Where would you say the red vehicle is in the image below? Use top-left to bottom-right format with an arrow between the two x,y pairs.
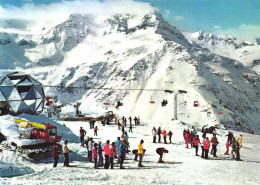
1,119 -> 62,160
30,124 -> 62,143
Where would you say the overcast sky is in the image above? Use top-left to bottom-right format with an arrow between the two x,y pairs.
0,0 -> 259,40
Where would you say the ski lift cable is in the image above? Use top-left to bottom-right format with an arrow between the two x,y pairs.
43,85 -> 172,92
43,85 -> 218,106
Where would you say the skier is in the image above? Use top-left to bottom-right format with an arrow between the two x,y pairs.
162,129 -> 167,144
231,137 -> 236,159
121,118 -> 125,132
94,126 -> 98,136
52,143 -> 60,167
226,131 -> 233,144
104,140 -> 110,169
132,149 -> 146,161
129,121 -> 133,133
129,116 -> 132,126
184,130 -> 189,148
152,127 -> 157,143
88,137 -> 94,162
239,135 -> 243,147
156,147 -> 168,163
201,135 -> 205,158
109,142 -> 117,169
79,127 -> 86,145
119,140 -> 127,169
235,138 -> 241,161
138,139 -> 144,167
157,127 -> 162,143
92,143 -> 98,169
97,141 -> 103,167
193,135 -> 201,156
168,130 -> 173,143
193,128 -> 197,136
63,140 -> 71,167
123,131 -> 129,152
134,116 -> 138,125
189,130 -> 195,147
210,133 -> 219,157
224,140 -> 230,155
203,137 -> 210,159
117,120 -> 121,130
115,117 -> 117,125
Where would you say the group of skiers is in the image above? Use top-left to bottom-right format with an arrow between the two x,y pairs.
114,116 -> 141,133
152,126 -> 173,144
52,116 -> 245,168
183,128 -> 243,160
225,131 -> 242,161
52,118 -> 146,169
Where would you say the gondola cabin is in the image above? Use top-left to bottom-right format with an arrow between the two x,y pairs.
194,101 -> 199,107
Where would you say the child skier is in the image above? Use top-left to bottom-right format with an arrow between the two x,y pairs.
224,140 -> 230,155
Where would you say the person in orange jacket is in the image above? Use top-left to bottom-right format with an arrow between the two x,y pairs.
162,129 -> 167,144
203,137 -> 210,159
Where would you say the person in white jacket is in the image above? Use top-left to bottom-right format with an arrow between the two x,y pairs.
201,136 -> 205,158
152,127 -> 157,143
63,140 -> 70,167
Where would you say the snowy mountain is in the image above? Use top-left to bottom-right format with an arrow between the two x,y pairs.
1,2 -> 260,184
0,4 -> 259,134
184,31 -> 260,74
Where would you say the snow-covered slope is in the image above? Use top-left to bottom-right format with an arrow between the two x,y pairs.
184,31 -> 260,74
0,3 -> 259,133
1,114 -> 260,184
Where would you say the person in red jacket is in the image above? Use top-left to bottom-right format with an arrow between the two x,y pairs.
193,135 -> 201,156
162,129 -> 167,144
203,137 -> 211,159
224,140 -> 230,155
92,143 -> 98,169
52,143 -> 60,167
94,126 -> 98,136
184,131 -> 189,148
104,140 -> 110,169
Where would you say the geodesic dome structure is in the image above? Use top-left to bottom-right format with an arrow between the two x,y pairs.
0,71 -> 45,115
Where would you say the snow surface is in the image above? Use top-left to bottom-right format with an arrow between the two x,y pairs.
0,1 -> 259,184
0,114 -> 260,184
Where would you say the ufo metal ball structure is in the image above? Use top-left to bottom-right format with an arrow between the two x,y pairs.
0,71 -> 45,115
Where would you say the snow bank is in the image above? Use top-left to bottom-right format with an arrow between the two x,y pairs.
0,161 -> 34,177
0,115 -> 20,139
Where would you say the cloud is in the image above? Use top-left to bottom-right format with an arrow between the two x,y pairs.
174,16 -> 184,21
215,24 -> 260,41
214,25 -> 220,29
163,10 -> 171,18
0,0 -> 154,31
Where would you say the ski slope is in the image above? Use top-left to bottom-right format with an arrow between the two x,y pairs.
0,114 -> 259,185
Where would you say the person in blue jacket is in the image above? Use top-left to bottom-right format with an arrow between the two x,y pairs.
115,137 -> 121,162
119,140 -> 127,169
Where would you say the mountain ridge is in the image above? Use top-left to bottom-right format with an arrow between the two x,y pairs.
0,9 -> 259,133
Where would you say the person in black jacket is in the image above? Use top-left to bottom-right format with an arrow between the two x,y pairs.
156,147 -> 168,163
